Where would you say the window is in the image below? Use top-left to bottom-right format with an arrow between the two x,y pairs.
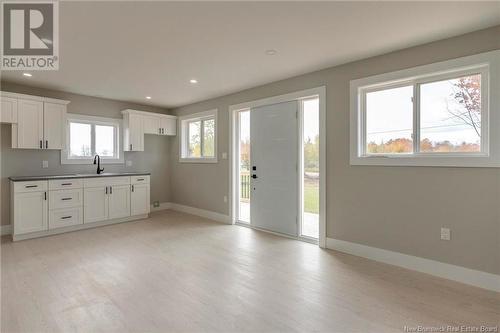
350,51 -> 499,167
180,109 -> 217,162
62,114 -> 123,164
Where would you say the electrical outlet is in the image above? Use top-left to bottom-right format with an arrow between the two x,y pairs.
441,228 -> 451,241
153,201 -> 160,208
223,195 -> 227,203
222,152 -> 228,159
126,160 -> 133,167
42,160 -> 49,168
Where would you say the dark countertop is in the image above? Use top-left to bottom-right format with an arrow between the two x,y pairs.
9,172 -> 151,182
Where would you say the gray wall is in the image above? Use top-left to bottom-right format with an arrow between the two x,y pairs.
0,83 -> 172,226
169,26 -> 500,275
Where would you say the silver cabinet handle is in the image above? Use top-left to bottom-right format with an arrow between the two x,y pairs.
61,183 -> 72,186
130,144 -> 132,150
44,192 -> 47,200
105,186 -> 108,194
61,197 -> 72,201
25,185 -> 38,188
137,178 -> 144,181
39,140 -> 42,149
61,216 -> 72,220
45,140 -> 48,149
132,185 -> 134,192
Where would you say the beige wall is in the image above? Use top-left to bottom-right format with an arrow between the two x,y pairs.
0,82 -> 172,226
169,26 -> 500,275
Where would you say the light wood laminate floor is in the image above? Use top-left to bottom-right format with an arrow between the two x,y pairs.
1,210 -> 499,332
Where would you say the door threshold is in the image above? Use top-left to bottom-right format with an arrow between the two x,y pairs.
234,221 -> 318,245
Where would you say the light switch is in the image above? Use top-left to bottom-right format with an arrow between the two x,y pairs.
42,160 -> 49,168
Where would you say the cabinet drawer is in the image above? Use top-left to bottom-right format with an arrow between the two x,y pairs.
49,207 -> 83,229
84,176 -> 130,188
13,181 -> 48,193
49,178 -> 83,190
49,189 -> 83,209
131,175 -> 150,184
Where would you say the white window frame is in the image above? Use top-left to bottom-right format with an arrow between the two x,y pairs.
61,113 -> 124,165
350,50 -> 500,167
179,109 -> 218,163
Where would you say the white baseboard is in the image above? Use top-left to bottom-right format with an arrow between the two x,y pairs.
1,224 -> 12,236
150,202 -> 172,212
167,203 -> 231,224
326,238 -> 500,293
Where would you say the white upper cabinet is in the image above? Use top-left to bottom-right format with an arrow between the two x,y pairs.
122,109 -> 177,151
143,114 -> 161,135
2,92 -> 69,150
43,102 -> 66,149
160,116 -> 176,135
0,96 -> 18,123
16,99 -> 44,149
123,112 -> 144,151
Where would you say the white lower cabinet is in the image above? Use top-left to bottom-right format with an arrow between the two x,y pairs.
84,186 -> 109,223
131,183 -> 150,216
11,175 -> 150,240
13,190 -> 48,235
49,207 -> 83,229
108,185 -> 131,219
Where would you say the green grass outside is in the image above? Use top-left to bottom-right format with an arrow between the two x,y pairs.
304,182 -> 319,214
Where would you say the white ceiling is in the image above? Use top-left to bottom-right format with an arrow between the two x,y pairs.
2,1 -> 499,108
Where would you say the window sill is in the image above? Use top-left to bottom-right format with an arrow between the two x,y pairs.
61,156 -> 124,165
179,157 -> 218,164
350,154 -> 500,168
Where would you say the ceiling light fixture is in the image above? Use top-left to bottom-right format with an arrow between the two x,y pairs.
146,96 -> 152,100
265,49 -> 277,56
23,73 -> 32,77
189,79 -> 198,84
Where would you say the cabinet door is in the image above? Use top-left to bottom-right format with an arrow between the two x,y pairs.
17,99 -> 44,149
131,183 -> 150,216
1,96 -> 18,123
14,191 -> 48,235
43,102 -> 66,149
108,185 -> 131,219
160,118 -> 176,136
143,115 -> 161,135
84,187 -> 108,223
125,114 -> 144,151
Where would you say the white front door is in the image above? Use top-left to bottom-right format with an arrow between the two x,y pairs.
250,101 -> 298,237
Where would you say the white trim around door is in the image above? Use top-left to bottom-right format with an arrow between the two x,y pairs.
228,86 -> 327,248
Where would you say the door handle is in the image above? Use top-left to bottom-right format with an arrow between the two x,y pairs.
44,192 -> 47,200
132,185 -> 134,192
252,174 -> 258,179
39,140 -> 42,149
105,186 -> 108,194
45,140 -> 48,149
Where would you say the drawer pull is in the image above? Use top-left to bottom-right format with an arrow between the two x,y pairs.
61,183 -> 72,186
25,185 -> 38,188
61,197 -> 72,201
61,216 -> 72,220
137,178 -> 144,181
